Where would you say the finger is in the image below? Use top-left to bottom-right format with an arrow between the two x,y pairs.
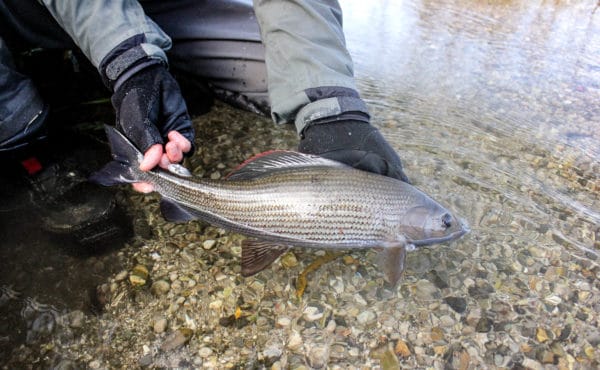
167,130 -> 192,153
140,144 -> 164,171
165,141 -> 184,163
158,153 -> 171,169
132,182 -> 154,193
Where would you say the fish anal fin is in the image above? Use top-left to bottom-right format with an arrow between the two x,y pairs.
241,240 -> 289,277
159,199 -> 202,223
376,241 -> 408,287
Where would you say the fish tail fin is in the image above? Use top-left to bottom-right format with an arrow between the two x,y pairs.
89,125 -> 143,186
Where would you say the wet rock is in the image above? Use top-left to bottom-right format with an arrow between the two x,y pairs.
307,344 -> 330,369
280,252 -> 298,268
431,326 -> 445,341
130,265 -> 149,286
160,328 -> 193,351
557,324 -> 572,341
153,317 -> 167,333
150,280 -> 170,296
262,341 -> 283,366
357,310 -> 376,325
536,348 -> 557,364
395,339 -> 411,357
287,331 -> 303,351
370,343 -> 400,370
536,327 -> 550,343
202,239 -> 216,250
276,317 -> 291,328
303,306 -> 324,322
114,270 -> 128,282
444,296 -> 467,313
468,281 -> 494,299
475,317 -> 493,333
68,310 -> 85,328
427,270 -> 449,289
414,279 -> 441,301
198,347 -> 213,358
138,354 -> 153,367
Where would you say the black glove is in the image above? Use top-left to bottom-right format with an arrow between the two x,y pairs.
100,37 -> 194,154
298,120 -> 410,183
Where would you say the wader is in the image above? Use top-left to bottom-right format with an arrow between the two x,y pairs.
0,0 -> 368,150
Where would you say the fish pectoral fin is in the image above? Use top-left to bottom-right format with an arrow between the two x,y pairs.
159,199 -> 202,223
241,240 -> 289,277
376,242 -> 407,287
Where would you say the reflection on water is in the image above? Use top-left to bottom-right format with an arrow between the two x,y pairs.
343,0 -> 599,261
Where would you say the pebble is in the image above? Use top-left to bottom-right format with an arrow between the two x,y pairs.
153,317 -> 167,333
303,306 -> 323,322
536,327 -> 550,343
130,265 -> 149,286
160,328 -> 193,351
414,279 -> 441,301
89,360 -> 100,369
202,240 -> 216,250
276,317 -> 291,327
468,282 -> 494,299
198,347 -> 213,358
280,252 -> 298,268
475,317 -> 493,333
439,315 -> 455,327
150,280 -> 171,296
287,332 -> 303,351
138,354 -> 153,367
209,300 -> 223,310
395,340 -> 411,357
357,310 -> 376,325
444,296 -> 467,313
115,270 -> 128,282
307,344 -> 330,369
68,310 -> 85,328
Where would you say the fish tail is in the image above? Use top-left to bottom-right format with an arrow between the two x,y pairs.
89,125 -> 143,186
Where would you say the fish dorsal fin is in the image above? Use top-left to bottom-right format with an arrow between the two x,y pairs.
226,150 -> 346,180
241,239 -> 289,276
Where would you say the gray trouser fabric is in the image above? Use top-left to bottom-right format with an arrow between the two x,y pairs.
253,0 -> 367,129
0,0 -> 368,149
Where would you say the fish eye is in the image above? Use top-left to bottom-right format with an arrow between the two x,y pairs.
441,213 -> 452,228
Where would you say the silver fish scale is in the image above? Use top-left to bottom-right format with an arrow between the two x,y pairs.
143,166 -> 431,249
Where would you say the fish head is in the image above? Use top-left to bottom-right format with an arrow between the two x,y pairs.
398,201 -> 468,246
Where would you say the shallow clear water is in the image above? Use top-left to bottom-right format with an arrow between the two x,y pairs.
343,0 -> 599,263
1,0 -> 599,367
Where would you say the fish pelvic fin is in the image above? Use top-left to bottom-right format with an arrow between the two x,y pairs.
376,241 -> 409,287
89,125 -> 143,186
241,239 -> 289,277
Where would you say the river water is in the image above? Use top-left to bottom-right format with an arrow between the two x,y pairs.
344,0 -> 599,264
1,0 -> 599,368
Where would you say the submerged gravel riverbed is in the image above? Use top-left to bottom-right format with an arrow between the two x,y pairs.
2,103 -> 599,369
2,0 -> 600,368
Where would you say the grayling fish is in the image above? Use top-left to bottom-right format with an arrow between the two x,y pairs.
91,125 -> 468,284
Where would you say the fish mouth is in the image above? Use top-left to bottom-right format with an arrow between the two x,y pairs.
410,218 -> 470,247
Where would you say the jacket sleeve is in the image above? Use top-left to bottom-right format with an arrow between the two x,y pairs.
40,0 -> 171,68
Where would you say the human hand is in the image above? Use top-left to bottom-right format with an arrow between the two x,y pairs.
110,64 -> 195,192
132,130 -> 192,193
298,120 -> 409,182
